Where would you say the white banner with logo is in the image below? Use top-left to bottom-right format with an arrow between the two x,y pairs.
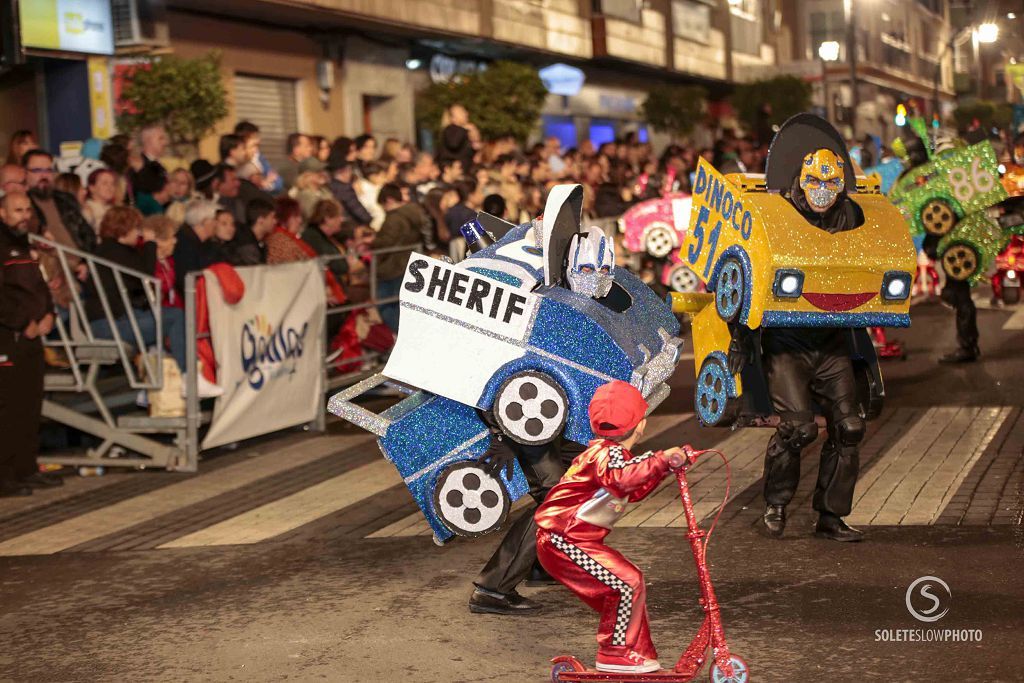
202,261 -> 325,449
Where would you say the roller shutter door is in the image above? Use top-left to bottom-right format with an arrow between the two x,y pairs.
233,74 -> 298,171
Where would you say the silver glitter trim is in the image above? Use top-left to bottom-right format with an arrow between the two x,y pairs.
526,345 -> 618,383
404,429 -> 491,485
326,373 -> 393,436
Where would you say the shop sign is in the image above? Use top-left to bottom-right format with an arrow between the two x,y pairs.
20,0 -> 114,55
539,63 -> 586,96
429,54 -> 487,84
598,93 -> 637,114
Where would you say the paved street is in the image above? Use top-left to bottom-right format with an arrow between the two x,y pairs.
2,294 -> 1023,682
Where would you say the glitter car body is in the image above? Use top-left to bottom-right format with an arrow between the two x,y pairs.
328,185 -> 683,541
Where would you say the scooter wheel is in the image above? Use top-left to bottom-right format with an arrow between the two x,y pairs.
550,658 -> 585,682
710,654 -> 749,683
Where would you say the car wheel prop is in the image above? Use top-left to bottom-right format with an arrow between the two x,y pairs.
645,225 -> 675,259
920,199 -> 957,236
433,461 -> 510,537
715,258 -> 744,322
696,357 -> 734,426
942,243 -> 980,281
669,265 -> 700,293
494,372 -> 568,445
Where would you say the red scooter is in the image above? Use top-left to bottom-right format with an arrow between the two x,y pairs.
550,447 -> 749,683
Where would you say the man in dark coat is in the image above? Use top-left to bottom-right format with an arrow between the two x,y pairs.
0,190 -> 62,496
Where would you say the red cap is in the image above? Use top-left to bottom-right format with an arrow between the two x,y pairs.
588,380 -> 648,437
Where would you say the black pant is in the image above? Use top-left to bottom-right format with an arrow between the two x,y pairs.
762,334 -> 864,517
474,439 -> 581,594
0,330 -> 44,484
942,278 -> 978,352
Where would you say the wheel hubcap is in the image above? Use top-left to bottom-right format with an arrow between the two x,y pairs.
943,246 -> 976,280
717,262 -> 742,318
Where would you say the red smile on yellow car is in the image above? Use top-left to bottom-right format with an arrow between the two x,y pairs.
802,292 -> 876,312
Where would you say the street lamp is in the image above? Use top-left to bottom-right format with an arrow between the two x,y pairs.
976,22 -> 999,44
818,41 -> 841,123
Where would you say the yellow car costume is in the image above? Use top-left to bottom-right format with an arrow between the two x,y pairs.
673,116 -> 916,428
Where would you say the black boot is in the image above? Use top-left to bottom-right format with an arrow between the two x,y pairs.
761,504 -> 786,538
469,587 -> 542,615
939,346 -> 979,363
814,513 -> 863,542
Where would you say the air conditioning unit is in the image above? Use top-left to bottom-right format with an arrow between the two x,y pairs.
112,0 -> 169,48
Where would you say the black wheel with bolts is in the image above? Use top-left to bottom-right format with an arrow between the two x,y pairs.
920,199 -> 957,236
433,461 -> 510,537
494,371 -> 568,445
941,242 -> 980,281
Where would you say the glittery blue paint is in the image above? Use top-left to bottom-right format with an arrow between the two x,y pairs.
529,298 -> 636,376
466,267 -> 523,287
333,218 -> 684,541
379,393 -> 529,542
695,351 -> 736,426
760,311 -> 910,328
705,244 -> 754,324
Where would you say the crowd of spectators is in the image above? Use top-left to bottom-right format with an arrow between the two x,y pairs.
0,106 -> 776,381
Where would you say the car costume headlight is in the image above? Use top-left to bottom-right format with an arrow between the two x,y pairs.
881,271 -> 912,301
772,269 -> 805,298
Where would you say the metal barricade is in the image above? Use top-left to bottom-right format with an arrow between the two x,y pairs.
35,237 -> 421,473
30,234 -> 193,471
318,242 -> 421,391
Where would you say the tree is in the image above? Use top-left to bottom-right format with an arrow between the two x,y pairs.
952,100 -> 1013,133
730,75 -> 812,135
416,61 -> 548,144
640,85 -> 707,140
117,52 -> 228,157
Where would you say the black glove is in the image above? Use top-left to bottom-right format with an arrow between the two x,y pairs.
476,433 -> 517,480
727,330 -> 750,376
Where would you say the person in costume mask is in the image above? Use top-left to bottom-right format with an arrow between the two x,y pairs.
757,145 -> 866,543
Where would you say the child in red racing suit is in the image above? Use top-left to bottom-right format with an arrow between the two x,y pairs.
535,380 -> 686,674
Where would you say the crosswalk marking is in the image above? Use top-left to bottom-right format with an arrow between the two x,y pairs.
618,428 -> 772,528
847,407 -> 1009,526
1003,306 -> 1024,330
159,459 -> 401,548
0,436 -> 367,557
0,405 -> 1015,556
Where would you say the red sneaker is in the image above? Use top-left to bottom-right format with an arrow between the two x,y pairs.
595,650 -> 661,673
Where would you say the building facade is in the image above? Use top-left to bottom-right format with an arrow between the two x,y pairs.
2,0 -> 789,158
776,0 -> 955,143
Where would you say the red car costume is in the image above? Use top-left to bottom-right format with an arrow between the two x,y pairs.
535,381 -> 679,672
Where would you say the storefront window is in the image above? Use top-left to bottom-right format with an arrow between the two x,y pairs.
543,115 -> 577,151
589,118 -> 617,148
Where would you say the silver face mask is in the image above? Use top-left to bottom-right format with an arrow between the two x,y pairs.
806,186 -> 838,211
567,226 -> 615,299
